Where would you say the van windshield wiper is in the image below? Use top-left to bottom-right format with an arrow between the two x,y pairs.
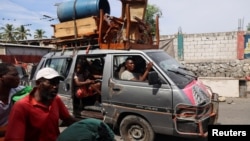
167,69 -> 197,80
178,66 -> 190,71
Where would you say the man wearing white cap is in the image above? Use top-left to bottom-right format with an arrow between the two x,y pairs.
5,67 -> 78,141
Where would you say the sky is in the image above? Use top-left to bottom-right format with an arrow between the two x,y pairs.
0,0 -> 249,39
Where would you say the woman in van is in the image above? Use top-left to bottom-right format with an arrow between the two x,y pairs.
74,59 -> 102,106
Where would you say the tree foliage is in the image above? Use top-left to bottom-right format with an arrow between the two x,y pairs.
34,29 -> 47,39
0,24 -> 18,42
145,4 -> 162,34
16,25 -> 31,40
0,24 -> 47,42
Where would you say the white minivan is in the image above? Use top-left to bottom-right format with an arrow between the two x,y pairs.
30,48 -> 219,141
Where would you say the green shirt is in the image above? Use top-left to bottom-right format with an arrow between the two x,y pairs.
57,118 -> 115,141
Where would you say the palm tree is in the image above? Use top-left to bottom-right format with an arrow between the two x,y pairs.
34,29 -> 47,39
16,25 -> 31,40
0,24 -> 18,42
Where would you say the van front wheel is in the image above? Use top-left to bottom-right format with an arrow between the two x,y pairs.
119,115 -> 155,141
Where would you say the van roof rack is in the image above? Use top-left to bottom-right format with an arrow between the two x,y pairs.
51,0 -> 159,51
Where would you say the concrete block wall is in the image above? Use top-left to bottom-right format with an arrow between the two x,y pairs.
160,31 -> 248,97
160,31 -> 238,61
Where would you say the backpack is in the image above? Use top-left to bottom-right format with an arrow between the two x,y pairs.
11,86 -> 32,103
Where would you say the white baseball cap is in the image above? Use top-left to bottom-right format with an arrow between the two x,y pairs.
36,67 -> 64,81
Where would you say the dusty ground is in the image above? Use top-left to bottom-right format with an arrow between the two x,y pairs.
217,96 -> 250,125
60,96 -> 250,141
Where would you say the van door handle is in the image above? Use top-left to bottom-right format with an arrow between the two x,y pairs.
112,87 -> 121,91
109,79 -> 121,91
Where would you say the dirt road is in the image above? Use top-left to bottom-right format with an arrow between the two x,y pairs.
60,97 -> 250,141
114,97 -> 250,141
217,97 -> 250,125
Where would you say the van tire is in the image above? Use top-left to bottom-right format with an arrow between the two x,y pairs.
119,115 -> 155,141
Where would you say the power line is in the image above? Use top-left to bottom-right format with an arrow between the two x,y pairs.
1,15 -> 58,22
40,15 -> 58,22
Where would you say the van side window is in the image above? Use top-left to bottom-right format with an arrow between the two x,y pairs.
72,56 -> 105,108
44,58 -> 72,78
113,56 -> 126,79
113,55 -> 153,82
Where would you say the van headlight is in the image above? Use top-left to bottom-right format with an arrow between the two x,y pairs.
192,86 -> 210,105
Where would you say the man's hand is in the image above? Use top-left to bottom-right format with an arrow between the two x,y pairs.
146,62 -> 153,71
86,79 -> 95,84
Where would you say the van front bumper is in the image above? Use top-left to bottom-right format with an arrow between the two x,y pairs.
173,102 -> 218,137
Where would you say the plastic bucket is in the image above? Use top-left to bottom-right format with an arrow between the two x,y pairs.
57,0 -> 110,22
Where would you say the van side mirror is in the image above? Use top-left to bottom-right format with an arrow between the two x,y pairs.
148,71 -> 160,85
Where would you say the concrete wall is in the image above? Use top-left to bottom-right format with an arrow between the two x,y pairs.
0,43 -> 54,56
183,32 -> 237,61
199,77 -> 240,98
160,31 -> 239,61
160,31 -> 250,97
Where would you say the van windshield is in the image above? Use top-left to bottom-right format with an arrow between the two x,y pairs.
147,51 -> 196,89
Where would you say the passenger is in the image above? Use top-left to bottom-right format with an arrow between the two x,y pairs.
89,59 -> 103,76
57,118 -> 116,141
4,67 -> 78,141
121,58 -> 153,81
74,60 -> 102,104
0,63 -> 25,141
